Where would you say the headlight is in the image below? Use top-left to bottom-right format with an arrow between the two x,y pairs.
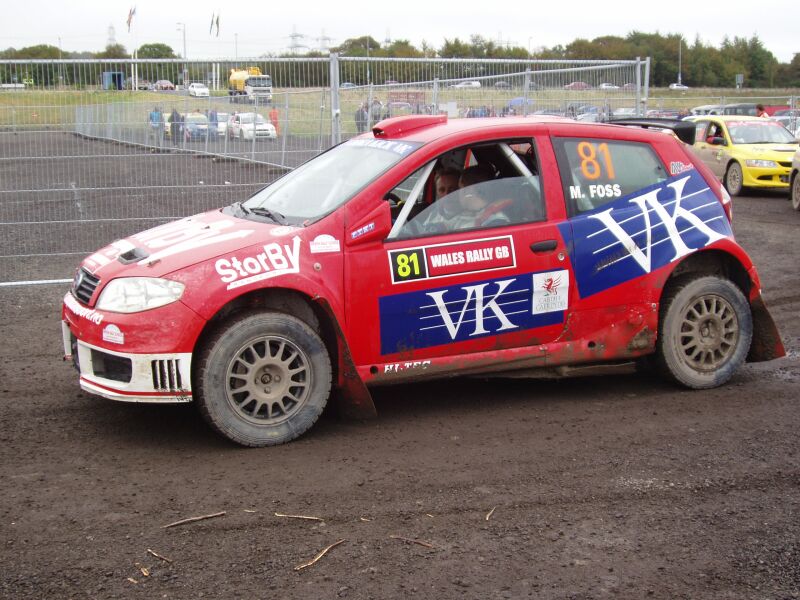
745,159 -> 778,168
96,277 -> 185,313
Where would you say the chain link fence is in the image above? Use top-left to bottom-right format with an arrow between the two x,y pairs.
1,56 -> 648,284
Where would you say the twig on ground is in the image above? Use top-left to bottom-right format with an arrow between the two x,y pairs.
389,535 -> 437,549
162,511 -> 226,529
146,548 -> 173,563
294,539 -> 346,571
126,577 -> 138,584
359,517 -> 373,522
485,506 -> 497,521
275,512 -> 324,522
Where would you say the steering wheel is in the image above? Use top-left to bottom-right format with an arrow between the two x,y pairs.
384,192 -> 403,207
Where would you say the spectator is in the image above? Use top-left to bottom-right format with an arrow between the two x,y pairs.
148,106 -> 163,146
169,108 -> 181,146
756,104 -> 769,118
269,107 -> 280,135
355,103 -> 368,133
208,108 -> 218,139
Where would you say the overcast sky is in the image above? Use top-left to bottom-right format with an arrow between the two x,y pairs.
2,0 -> 797,63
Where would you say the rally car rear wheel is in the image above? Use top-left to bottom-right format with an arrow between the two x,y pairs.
195,311 -> 332,447
657,276 -> 752,389
724,162 -> 744,196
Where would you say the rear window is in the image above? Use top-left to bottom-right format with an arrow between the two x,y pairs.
552,137 -> 668,214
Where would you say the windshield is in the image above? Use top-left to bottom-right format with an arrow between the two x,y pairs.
239,113 -> 265,124
247,76 -> 272,87
727,121 -> 797,144
186,114 -> 208,124
241,138 -> 421,223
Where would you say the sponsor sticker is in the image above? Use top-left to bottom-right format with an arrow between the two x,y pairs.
270,225 -> 299,237
309,234 -> 341,254
669,161 -> 694,175
383,360 -> 432,374
389,236 -> 515,284
351,222 -> 375,240
215,236 -> 301,291
64,293 -> 103,325
378,268 -> 566,355
558,170 -> 732,299
532,270 -> 570,314
102,324 -> 125,345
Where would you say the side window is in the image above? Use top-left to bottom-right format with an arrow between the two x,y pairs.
552,137 -> 668,214
389,140 -> 546,239
694,121 -> 710,143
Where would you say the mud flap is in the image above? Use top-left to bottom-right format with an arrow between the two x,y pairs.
747,294 -> 786,362
315,299 -> 377,420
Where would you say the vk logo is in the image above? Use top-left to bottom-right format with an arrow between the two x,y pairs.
562,170 -> 732,299
379,272 -> 565,355
425,279 -> 519,339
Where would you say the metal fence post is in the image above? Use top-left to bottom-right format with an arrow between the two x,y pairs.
523,68 -> 531,116
281,91 -> 289,168
432,77 -> 439,113
329,53 -> 341,146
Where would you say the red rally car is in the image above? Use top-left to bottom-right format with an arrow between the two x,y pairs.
61,114 -> 785,446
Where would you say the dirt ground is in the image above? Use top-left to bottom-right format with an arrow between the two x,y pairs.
1,189 -> 799,600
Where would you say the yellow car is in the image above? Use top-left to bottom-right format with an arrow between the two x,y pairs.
688,115 -> 798,196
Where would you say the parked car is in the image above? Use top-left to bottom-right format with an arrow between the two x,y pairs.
61,113 -> 784,447
340,82 -> 357,89
450,80 -> 482,89
691,104 -> 722,116
790,148 -> 800,210
187,83 -> 210,97
687,115 -> 799,195
494,81 -> 511,89
227,112 -> 277,141
564,81 -> 591,91
668,83 -> 689,90
214,111 -> 230,137
598,83 -> 619,90
183,112 -> 209,141
153,80 -> 175,91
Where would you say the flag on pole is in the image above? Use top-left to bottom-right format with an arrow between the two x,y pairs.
215,15 -> 220,37
209,14 -> 215,35
126,6 -> 136,33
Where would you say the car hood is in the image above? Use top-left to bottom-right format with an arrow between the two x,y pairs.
732,143 -> 798,159
79,209 -> 303,281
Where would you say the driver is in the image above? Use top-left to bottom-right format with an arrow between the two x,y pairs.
418,164 -> 509,232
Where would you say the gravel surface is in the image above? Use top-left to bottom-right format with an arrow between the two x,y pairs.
1,186 -> 798,599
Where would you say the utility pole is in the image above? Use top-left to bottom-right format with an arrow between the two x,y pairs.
677,37 -> 683,85
177,22 -> 187,85
235,33 -> 238,61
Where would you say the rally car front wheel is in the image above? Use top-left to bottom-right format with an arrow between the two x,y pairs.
195,311 -> 332,446
724,162 -> 744,196
656,276 -> 752,389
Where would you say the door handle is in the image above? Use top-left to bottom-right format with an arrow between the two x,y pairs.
530,240 -> 557,253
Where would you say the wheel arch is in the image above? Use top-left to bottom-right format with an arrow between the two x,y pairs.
192,287 -> 376,419
661,248 -> 784,362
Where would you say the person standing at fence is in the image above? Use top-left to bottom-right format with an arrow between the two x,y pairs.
756,104 -> 769,118
269,107 -> 280,136
170,108 -> 181,146
208,108 -> 218,139
149,106 -> 163,147
355,103 -> 368,133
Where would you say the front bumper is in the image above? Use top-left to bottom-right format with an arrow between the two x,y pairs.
62,321 -> 193,403
743,164 -> 792,188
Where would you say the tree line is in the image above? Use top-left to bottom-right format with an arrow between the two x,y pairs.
2,32 -> 798,88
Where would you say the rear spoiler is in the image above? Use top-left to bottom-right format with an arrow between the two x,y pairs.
607,118 -> 696,146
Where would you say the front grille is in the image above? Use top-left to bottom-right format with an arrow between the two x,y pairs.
151,359 -> 183,391
91,349 -> 132,383
73,268 -> 100,304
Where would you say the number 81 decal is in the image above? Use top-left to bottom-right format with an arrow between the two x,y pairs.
389,248 -> 428,282
577,141 -> 616,180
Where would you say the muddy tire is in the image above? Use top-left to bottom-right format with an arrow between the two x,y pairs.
195,311 -> 331,447
791,172 -> 800,211
656,276 -> 752,389
724,162 -> 744,196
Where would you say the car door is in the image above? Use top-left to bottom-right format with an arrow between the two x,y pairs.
693,118 -> 728,179
344,137 -> 574,381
